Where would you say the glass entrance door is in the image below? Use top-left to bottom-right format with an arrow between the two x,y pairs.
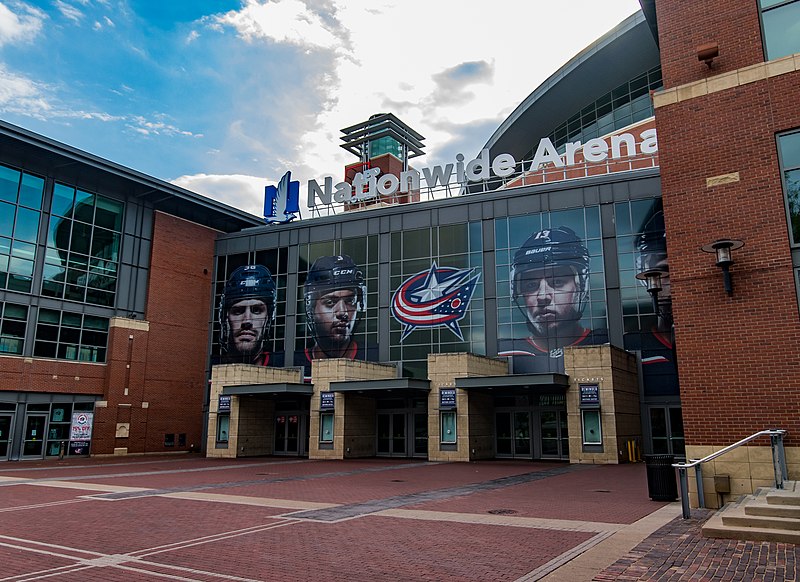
413,413 -> 428,456
376,398 -> 428,458
495,411 -> 532,458
0,415 -> 12,460
22,414 -> 47,458
539,409 -> 569,459
649,406 -> 685,459
377,412 -> 406,456
496,398 -> 569,460
274,413 -> 308,456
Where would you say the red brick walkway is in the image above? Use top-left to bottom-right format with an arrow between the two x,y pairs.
5,455 -> 790,581
595,509 -> 799,581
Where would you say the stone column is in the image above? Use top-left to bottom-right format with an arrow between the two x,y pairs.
308,359 -> 397,460
427,353 -> 508,462
563,344 -> 640,464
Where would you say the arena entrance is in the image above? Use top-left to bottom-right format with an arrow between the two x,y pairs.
454,374 -> 571,462
494,394 -> 569,460
273,398 -> 310,456
327,377 -> 431,460
376,397 -> 427,458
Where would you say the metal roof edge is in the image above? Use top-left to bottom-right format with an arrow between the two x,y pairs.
0,119 -> 263,230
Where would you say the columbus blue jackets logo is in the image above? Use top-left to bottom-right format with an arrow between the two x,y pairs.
391,263 -> 480,342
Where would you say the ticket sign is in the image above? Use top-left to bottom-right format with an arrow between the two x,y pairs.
218,395 -> 232,413
580,384 -> 600,407
320,392 -> 335,410
440,388 -> 457,409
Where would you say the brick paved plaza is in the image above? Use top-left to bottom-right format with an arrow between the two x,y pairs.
0,456 -> 797,581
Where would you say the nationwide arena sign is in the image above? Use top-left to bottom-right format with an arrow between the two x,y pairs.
307,128 -> 657,209
264,126 -> 659,219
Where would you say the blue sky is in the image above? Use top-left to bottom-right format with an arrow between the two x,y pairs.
0,0 -> 641,215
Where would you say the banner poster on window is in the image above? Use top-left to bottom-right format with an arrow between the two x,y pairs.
70,412 -> 93,442
294,253 -> 375,380
391,262 -> 480,343
496,210 -> 607,374
215,262 -> 284,368
616,197 -> 679,397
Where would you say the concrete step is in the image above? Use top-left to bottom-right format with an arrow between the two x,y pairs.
703,520 -> 800,544
702,484 -> 800,543
766,481 -> 800,506
746,503 -> 800,518
723,512 -> 800,531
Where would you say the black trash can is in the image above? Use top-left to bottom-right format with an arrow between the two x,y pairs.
644,454 -> 678,501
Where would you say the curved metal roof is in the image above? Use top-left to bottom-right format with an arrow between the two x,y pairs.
482,10 -> 660,161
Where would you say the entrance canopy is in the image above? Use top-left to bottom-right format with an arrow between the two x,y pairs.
455,373 -> 569,395
329,378 -> 430,396
222,383 -> 313,397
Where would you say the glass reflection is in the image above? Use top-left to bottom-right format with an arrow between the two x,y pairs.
43,185 -> 123,306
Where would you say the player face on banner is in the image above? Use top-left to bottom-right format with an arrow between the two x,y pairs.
303,255 -> 366,361
218,264 -> 276,366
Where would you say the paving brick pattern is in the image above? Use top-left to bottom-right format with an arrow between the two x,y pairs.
3,455 -> 796,581
595,509 -> 800,581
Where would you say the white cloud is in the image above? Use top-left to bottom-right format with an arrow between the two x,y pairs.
172,173 -> 266,216
127,115 -> 202,138
0,1 -> 45,46
212,0 -> 341,50
0,65 -> 52,118
211,0 -> 641,188
54,0 -> 83,23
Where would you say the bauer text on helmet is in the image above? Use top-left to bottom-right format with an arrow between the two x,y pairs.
511,227 -> 590,337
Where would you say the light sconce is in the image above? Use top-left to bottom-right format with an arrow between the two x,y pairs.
701,239 -> 744,295
635,268 -> 665,315
697,43 -> 719,68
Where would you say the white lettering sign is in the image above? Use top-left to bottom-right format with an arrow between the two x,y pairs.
307,129 -> 658,209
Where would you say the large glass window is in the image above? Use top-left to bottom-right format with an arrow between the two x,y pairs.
616,198 -> 679,398
495,207 -> 605,374
760,0 -> 800,60
0,164 -> 45,293
779,130 -> 800,246
33,308 -> 109,362
390,224 -> 484,378
616,199 -> 666,334
295,236 -> 379,377
0,302 -> 28,355
537,66 -> 662,158
369,136 -> 403,159
42,184 -> 123,306
212,247 -> 289,367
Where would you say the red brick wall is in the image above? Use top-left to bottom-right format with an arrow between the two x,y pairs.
141,212 -> 218,453
90,323 -> 151,453
655,51 -> 800,443
656,1 -> 764,88
0,209 -> 219,456
0,356 -> 105,394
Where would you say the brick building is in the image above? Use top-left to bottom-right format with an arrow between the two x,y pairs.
644,0 -> 800,500
3,0 -> 800,513
0,122 -> 261,460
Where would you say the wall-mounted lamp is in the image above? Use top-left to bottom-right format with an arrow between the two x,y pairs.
700,239 -> 744,295
697,43 -> 719,68
635,268 -> 665,314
